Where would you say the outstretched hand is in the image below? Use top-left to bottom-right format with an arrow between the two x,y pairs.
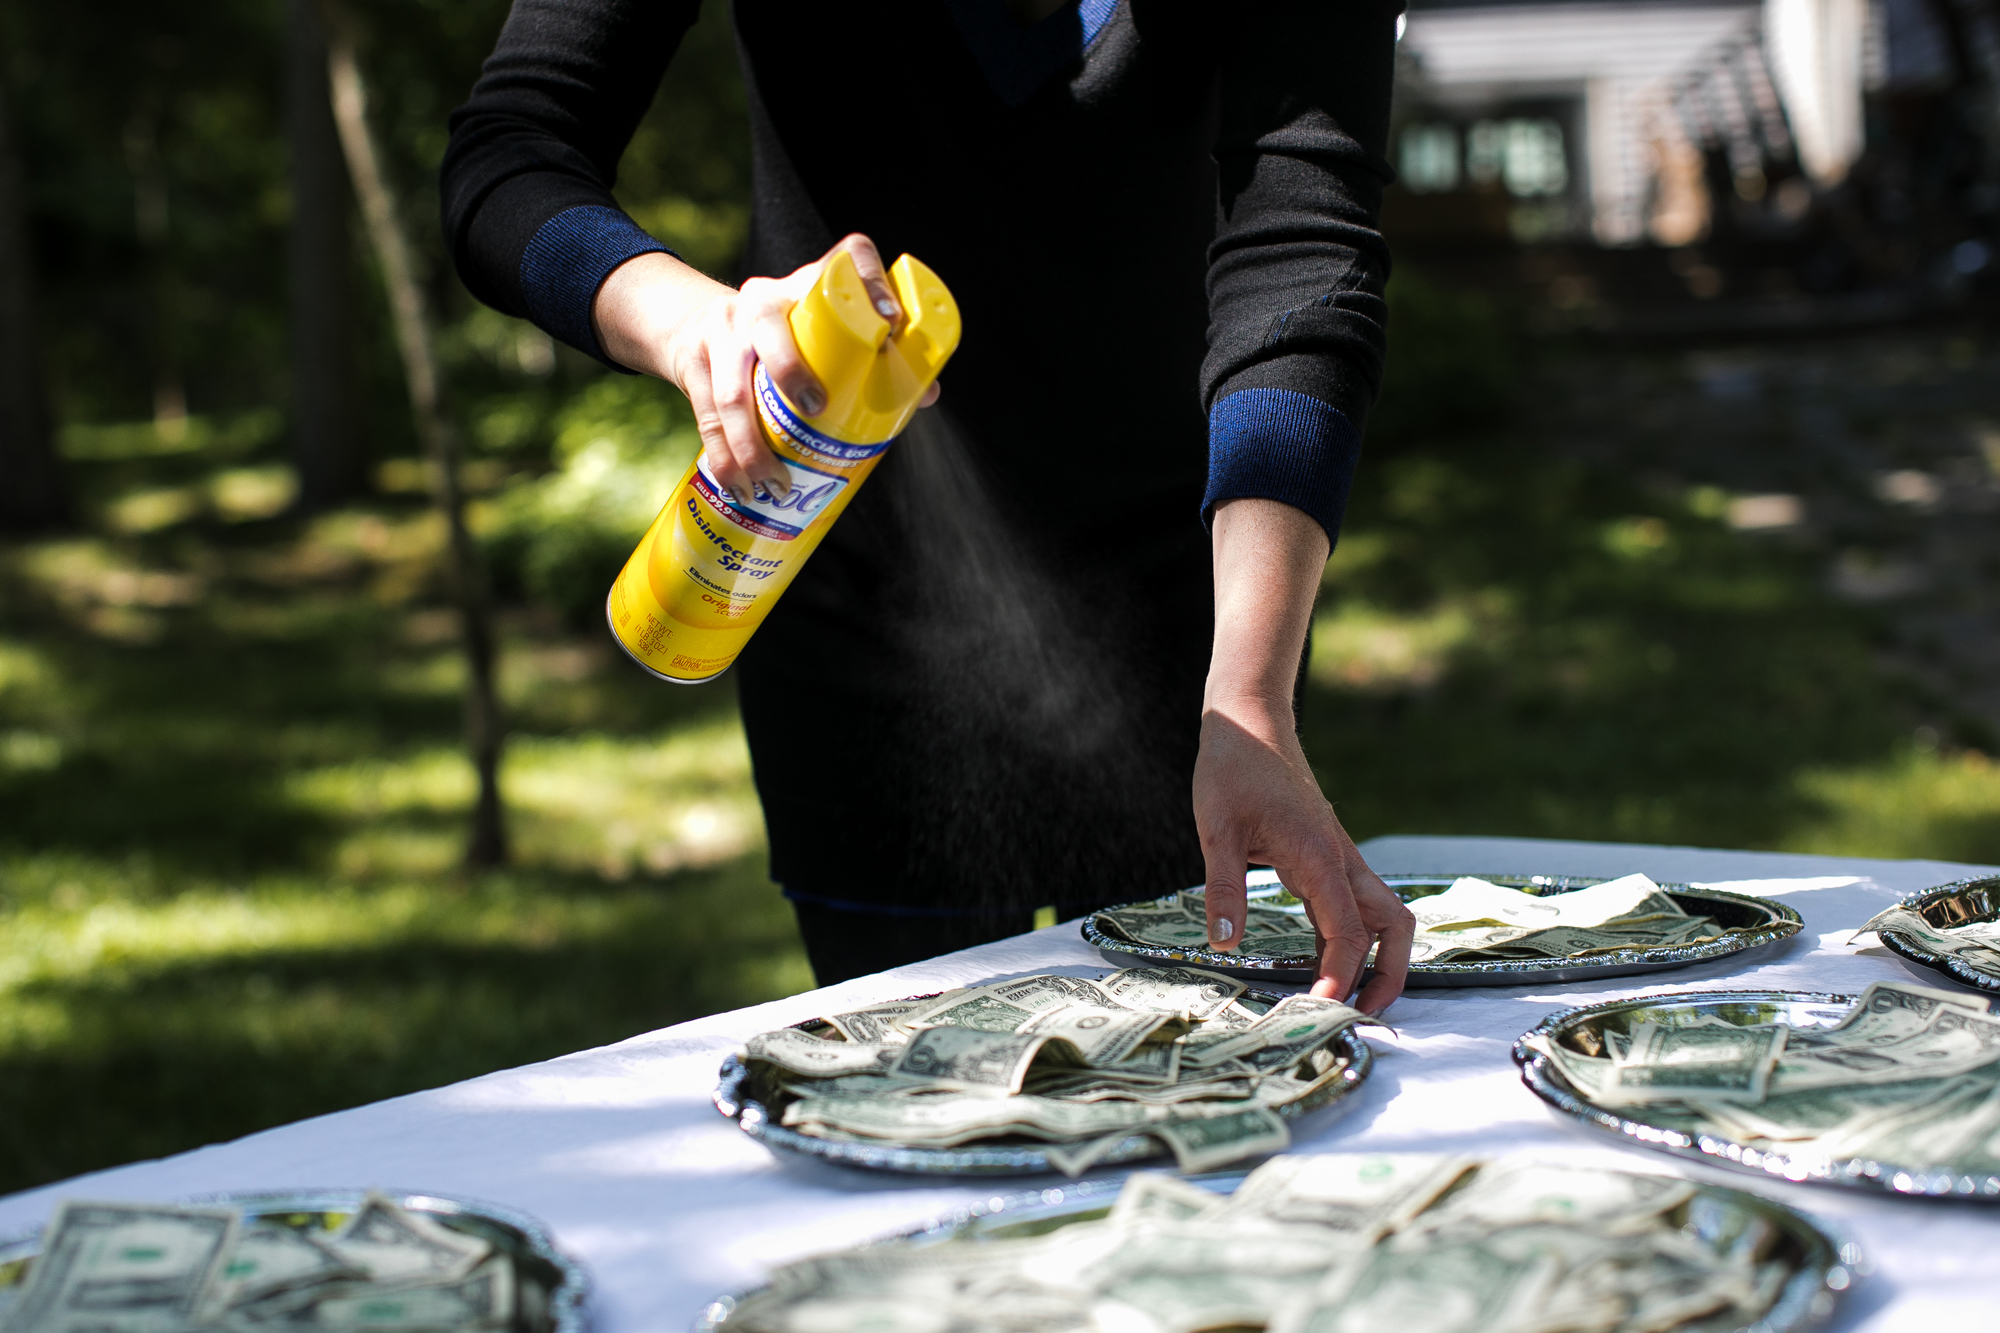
1196,498 -> 1413,1015
1194,704 -> 1413,1012
592,233 -> 939,504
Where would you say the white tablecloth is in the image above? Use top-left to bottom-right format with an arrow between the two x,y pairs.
6,836 -> 1999,1330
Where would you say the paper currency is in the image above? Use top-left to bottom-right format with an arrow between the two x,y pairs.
1858,904 -> 2000,974
296,1254 -> 514,1331
1183,996 -> 1369,1072
1097,874 -> 1731,970
1096,966 -> 1246,1019
747,969 -> 1364,1173
822,1000 -> 925,1044
1601,1021 -> 1787,1106
1216,1152 -> 1475,1241
727,1154 -> 1792,1333
205,1223 -> 360,1312
4,1201 -> 240,1333
908,975 -> 1121,1033
744,1029 -> 898,1077
5,1195 -> 516,1333
1536,980 -> 2000,1177
324,1193 -> 491,1284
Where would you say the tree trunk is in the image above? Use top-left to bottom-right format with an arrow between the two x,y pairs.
0,63 -> 66,532
323,1 -> 507,868
286,0 -> 367,511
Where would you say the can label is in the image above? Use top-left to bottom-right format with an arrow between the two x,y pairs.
755,366 -> 891,464
608,365 -> 892,681
690,452 -> 849,540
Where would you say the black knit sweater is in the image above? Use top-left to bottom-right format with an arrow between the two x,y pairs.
442,0 -> 1399,916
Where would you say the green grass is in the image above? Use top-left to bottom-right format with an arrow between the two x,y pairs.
1302,423 -> 2000,863
0,434 -> 806,1193
3,347 -> 1998,1196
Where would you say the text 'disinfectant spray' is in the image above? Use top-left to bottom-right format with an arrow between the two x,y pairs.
606,251 -> 961,682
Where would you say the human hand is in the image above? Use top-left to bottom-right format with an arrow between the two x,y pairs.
1194,701 -> 1414,1013
592,233 -> 939,505
1197,497 -> 1414,1014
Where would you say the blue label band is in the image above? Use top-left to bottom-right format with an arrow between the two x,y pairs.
755,366 -> 892,464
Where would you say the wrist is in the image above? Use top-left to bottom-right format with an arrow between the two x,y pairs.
1200,686 -> 1298,749
593,252 -> 728,382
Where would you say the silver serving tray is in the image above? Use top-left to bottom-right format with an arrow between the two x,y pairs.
1515,988 -> 2000,1200
694,1163 -> 1856,1333
1085,872 -> 1803,986
1872,875 -> 2000,993
714,988 -> 1372,1176
0,1188 -> 590,1333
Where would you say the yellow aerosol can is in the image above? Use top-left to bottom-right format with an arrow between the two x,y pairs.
606,251 -> 961,683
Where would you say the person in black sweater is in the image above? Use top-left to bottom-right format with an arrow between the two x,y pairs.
443,0 -> 1416,1007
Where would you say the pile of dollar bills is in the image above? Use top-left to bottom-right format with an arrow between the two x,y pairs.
0,1194 -> 523,1333
1094,874 -> 1735,967
1527,979 -> 2000,1172
737,968 -> 1372,1175
719,1153 -> 1801,1333
1858,901 -> 2000,979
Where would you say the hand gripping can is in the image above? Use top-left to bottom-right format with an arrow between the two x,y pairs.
606,251 -> 961,683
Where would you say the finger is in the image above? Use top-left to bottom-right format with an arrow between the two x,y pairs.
919,381 -> 942,408
743,277 -> 826,423
1198,832 -> 1250,954
682,357 -> 747,502
1351,855 -> 1415,1016
832,233 -> 900,325
1291,855 -> 1368,1001
708,316 -> 790,499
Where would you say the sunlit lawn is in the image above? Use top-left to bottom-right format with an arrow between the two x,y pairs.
0,440 -> 807,1193
4,339 -> 1999,1196
1304,406 -> 2000,864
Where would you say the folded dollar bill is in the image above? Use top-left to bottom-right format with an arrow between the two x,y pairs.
1858,904 -> 2000,976
1531,980 -> 2000,1176
1,1194 -> 513,1333
722,1153 -> 1796,1333
1095,874 -> 1731,969
740,968 -> 1373,1174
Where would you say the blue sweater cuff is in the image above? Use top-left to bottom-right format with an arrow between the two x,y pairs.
519,205 -> 674,369
1202,388 -> 1362,544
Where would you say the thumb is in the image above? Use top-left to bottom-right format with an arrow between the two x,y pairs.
1200,830 -> 1250,953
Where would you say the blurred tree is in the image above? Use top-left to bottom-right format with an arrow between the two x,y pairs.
287,0 -> 366,510
328,0 -> 507,868
0,62 -> 64,531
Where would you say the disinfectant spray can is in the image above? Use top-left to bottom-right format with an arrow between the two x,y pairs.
606,251 -> 961,683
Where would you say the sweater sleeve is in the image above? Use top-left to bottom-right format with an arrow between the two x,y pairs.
440,0 -> 703,366
1200,0 -> 1401,543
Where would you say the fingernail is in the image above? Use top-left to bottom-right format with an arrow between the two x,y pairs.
1213,918 -> 1234,942
762,473 -> 792,499
798,389 -> 825,415
874,297 -> 898,319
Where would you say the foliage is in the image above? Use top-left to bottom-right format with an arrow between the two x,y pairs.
1367,266 -> 1518,446
1304,424 -> 2000,863
0,427 -> 790,1194
480,376 -> 701,625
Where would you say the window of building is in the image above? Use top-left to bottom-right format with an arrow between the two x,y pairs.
1399,123 -> 1462,193
1466,118 -> 1571,197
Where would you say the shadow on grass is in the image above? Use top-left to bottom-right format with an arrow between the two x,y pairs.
0,491 -> 790,1193
1301,432 -> 1962,854
0,858 -> 807,1193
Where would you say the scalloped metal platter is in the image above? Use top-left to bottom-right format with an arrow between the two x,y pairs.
714,988 -> 1373,1176
1872,875 -> 2000,994
0,1189 -> 590,1333
1084,871 -> 1803,987
1515,988 -> 2000,1201
693,1164 -> 1856,1333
